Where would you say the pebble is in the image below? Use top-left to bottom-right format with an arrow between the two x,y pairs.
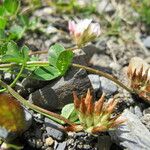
55,141 -> 67,150
143,107 -> 150,115
45,137 -> 54,146
142,36 -> 150,48
99,76 -> 118,96
141,114 -> 150,131
134,105 -> 143,118
45,118 -> 67,141
88,74 -> 101,92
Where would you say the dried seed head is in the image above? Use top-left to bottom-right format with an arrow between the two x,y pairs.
65,90 -> 125,134
127,57 -> 150,102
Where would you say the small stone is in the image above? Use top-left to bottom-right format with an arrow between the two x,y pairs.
109,62 -> 121,71
77,143 -> 83,149
83,144 -> 91,149
56,141 -> 67,150
36,139 -> 43,149
142,36 -> 150,48
134,105 -> 143,118
141,114 -> 150,131
45,126 -> 66,142
129,106 -> 135,114
99,77 -> 118,96
143,107 -> 150,115
3,72 -> 12,82
45,137 -> 54,146
96,0 -> 115,14
88,74 -> 100,92
45,118 -> 67,141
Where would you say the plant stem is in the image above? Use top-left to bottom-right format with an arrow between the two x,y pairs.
0,80 -> 75,126
0,61 -> 133,93
29,46 -> 79,56
0,63 -> 25,92
72,63 -> 133,93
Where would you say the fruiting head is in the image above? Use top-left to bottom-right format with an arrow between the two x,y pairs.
127,57 -> 150,102
65,89 -> 126,134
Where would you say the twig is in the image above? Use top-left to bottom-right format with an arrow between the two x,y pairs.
0,80 -> 75,126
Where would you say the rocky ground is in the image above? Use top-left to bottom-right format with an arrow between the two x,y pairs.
1,0 -> 150,150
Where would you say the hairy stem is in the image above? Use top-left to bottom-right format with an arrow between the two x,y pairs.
72,63 -> 133,93
29,46 -> 78,55
0,61 -> 133,93
0,80 -> 74,126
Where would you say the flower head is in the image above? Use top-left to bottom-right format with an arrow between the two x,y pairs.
65,89 -> 126,134
68,19 -> 101,48
127,57 -> 150,102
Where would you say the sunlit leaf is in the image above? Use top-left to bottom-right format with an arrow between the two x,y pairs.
0,17 -> 7,29
4,0 -> 20,15
49,44 -> 74,75
0,93 -> 25,132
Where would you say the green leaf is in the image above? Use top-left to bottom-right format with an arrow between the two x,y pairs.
0,42 -> 7,55
21,45 -> 29,63
49,44 -> 74,75
9,25 -> 25,40
0,93 -> 25,132
61,103 -> 75,119
31,44 -> 73,81
0,17 -> 7,29
32,66 -> 61,80
57,50 -> 74,75
0,6 -> 6,16
4,0 -> 20,15
18,14 -> 30,27
2,41 -> 23,63
0,29 -> 6,40
61,103 -> 78,122
49,44 -> 65,66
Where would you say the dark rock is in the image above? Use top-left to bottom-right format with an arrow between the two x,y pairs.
83,44 -> 101,61
109,109 -> 150,150
97,135 -> 112,150
73,49 -> 88,66
45,118 -> 67,141
44,118 -> 63,129
21,77 -> 48,93
24,109 -> 33,131
74,132 -> 87,138
55,141 -> 67,150
99,76 -> 118,96
29,69 -> 93,110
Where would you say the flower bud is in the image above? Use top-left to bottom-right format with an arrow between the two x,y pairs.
68,19 -> 101,48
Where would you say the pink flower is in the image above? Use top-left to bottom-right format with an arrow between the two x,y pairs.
68,19 -> 101,47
